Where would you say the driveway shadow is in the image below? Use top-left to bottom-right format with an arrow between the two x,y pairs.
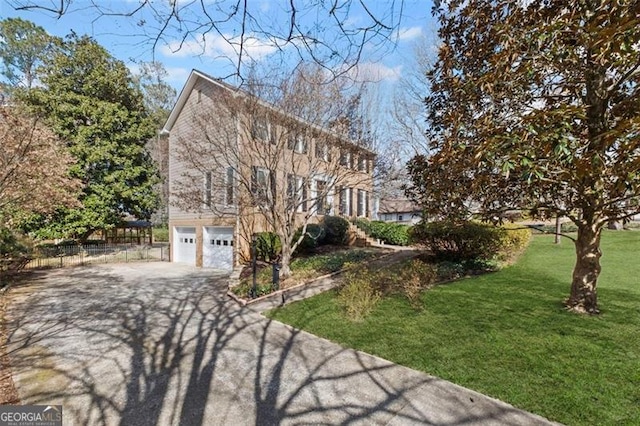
4,264 -> 553,425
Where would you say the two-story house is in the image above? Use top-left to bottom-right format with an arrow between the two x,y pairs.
162,70 -> 375,270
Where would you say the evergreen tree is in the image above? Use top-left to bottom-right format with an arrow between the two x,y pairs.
18,35 -> 159,241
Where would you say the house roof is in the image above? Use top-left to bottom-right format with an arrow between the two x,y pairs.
161,69 -> 375,156
378,199 -> 421,214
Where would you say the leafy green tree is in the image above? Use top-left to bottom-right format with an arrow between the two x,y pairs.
133,61 -> 176,128
406,0 -> 640,314
133,61 -> 177,225
0,17 -> 59,89
17,35 -> 159,241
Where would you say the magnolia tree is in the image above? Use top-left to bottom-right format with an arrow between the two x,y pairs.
0,105 -> 79,227
172,67 -> 374,278
406,0 -> 640,314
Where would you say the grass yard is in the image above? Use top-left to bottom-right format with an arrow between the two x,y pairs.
267,231 -> 640,425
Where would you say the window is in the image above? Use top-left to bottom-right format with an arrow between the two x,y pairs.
287,133 -> 308,153
287,174 -> 307,212
251,117 -> 271,142
398,214 -> 404,222
339,150 -> 351,168
315,179 -> 329,215
357,155 -> 367,172
315,141 -> 331,162
357,189 -> 366,217
225,167 -> 234,205
203,171 -> 212,207
339,186 -> 351,216
251,166 -> 275,203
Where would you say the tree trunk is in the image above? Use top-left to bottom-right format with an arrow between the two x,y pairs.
566,224 -> 602,314
280,242 -> 292,279
554,215 -> 562,244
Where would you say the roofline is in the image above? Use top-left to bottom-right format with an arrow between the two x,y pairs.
161,69 -> 375,155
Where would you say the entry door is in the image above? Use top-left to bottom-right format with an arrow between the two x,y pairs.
203,227 -> 234,270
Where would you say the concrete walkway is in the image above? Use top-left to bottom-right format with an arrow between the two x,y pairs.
4,262 -> 558,425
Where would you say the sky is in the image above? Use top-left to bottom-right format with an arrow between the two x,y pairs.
1,0 -> 438,92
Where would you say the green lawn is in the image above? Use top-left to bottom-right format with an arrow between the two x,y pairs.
267,231 -> 640,425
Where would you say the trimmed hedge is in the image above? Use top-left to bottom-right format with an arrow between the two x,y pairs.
409,220 -> 531,262
354,219 -> 411,246
323,216 -> 350,245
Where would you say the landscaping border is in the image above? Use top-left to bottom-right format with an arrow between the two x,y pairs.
227,249 -> 419,312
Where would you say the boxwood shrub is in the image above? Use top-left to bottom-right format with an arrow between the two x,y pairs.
322,216 -> 350,245
354,219 -> 410,246
409,220 -> 531,262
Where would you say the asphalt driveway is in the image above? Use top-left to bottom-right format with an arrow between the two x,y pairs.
4,263 -> 555,425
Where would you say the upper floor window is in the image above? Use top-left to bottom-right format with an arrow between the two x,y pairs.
339,150 -> 351,168
315,141 -> 331,162
225,167 -> 234,205
357,155 -> 367,172
287,133 -> 308,154
203,171 -> 212,207
251,166 -> 275,204
251,117 -> 274,143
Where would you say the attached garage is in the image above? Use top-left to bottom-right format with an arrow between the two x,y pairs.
203,227 -> 234,270
173,226 -> 196,265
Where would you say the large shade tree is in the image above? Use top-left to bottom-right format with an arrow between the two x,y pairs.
17,35 -> 159,241
406,0 -> 640,314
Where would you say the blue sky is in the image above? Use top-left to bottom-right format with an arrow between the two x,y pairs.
2,1 -> 438,91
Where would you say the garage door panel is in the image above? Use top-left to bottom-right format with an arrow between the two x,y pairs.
203,227 -> 233,270
173,227 -> 196,265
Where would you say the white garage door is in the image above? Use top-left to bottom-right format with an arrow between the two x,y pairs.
173,227 -> 196,265
203,227 -> 234,270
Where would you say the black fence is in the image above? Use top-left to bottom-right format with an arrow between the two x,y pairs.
24,243 -> 170,270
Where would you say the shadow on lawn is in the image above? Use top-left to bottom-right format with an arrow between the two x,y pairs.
4,265 -> 548,425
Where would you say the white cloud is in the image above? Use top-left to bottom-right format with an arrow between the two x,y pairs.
397,26 -> 423,41
160,32 -> 279,63
164,67 -> 191,84
347,62 -> 402,83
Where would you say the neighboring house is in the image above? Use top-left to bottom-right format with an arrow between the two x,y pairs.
162,70 -> 375,270
377,199 -> 422,225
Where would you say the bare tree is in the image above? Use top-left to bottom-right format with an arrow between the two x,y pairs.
171,66 -> 375,277
8,1 -> 406,80
0,105 -> 80,227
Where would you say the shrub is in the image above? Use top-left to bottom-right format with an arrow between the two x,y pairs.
293,223 -> 325,253
255,232 -> 282,262
153,226 -> 169,242
369,258 -> 437,307
0,228 -> 32,284
323,216 -> 350,245
354,219 -> 411,246
337,268 -> 381,321
498,225 -> 532,262
410,220 -> 507,262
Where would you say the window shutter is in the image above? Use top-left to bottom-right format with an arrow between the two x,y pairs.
302,180 -> 308,212
270,170 -> 276,201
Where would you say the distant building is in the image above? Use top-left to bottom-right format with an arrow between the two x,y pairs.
377,199 -> 422,225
